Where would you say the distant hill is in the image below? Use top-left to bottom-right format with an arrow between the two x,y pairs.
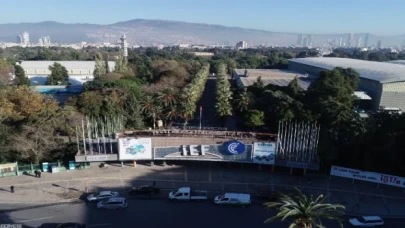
0,19 -> 403,46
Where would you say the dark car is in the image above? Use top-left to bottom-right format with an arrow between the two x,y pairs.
57,223 -> 86,228
129,185 -> 160,195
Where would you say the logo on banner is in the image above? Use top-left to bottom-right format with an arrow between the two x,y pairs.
224,140 -> 246,155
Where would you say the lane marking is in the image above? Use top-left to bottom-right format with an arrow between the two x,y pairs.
18,216 -> 53,223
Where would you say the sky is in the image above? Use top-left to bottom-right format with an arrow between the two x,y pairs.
0,0 -> 404,35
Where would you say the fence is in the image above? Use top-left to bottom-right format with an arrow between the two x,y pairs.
0,161 -> 91,178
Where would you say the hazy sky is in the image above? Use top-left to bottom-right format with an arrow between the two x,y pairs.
1,0 -> 403,35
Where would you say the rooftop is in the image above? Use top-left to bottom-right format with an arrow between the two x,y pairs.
288,57 -> 405,83
387,60 -> 405,65
19,61 -> 116,70
233,69 -> 313,89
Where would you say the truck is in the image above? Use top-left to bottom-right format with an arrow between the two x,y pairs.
168,187 -> 208,201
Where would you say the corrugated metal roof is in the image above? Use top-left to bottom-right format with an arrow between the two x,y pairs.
19,61 -> 116,70
387,60 -> 405,65
234,69 -> 313,90
288,57 -> 405,83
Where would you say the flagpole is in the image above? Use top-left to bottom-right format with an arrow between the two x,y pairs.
199,106 -> 202,130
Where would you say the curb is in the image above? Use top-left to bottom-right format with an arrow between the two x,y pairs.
0,199 -> 81,214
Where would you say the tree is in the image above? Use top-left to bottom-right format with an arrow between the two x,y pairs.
114,56 -> 129,73
0,86 -> 58,121
244,109 -> 265,128
0,58 -> 13,86
14,65 -> 31,86
11,124 -> 58,164
215,64 -> 233,119
46,62 -> 69,85
286,76 -> 303,98
123,94 -> 144,129
264,188 -> 345,228
234,91 -> 253,113
305,67 -> 359,127
93,53 -> 106,79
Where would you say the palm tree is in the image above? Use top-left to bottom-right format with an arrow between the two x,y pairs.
139,95 -> 155,114
176,101 -> 195,128
146,105 -> 163,129
234,91 -> 252,113
264,188 -> 345,228
157,88 -> 178,108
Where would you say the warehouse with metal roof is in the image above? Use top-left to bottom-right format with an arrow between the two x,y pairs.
287,57 -> 405,110
18,61 -> 116,85
232,69 -> 313,90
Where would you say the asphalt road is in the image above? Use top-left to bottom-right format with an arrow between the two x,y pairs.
0,199 -> 403,228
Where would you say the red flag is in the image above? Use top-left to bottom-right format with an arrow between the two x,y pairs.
200,106 -> 202,111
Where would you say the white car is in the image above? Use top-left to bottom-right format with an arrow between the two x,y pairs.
97,197 -> 128,209
349,216 -> 384,227
87,191 -> 119,202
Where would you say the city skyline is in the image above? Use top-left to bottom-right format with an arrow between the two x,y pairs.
0,0 -> 404,35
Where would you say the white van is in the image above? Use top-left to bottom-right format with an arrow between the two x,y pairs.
214,193 -> 251,207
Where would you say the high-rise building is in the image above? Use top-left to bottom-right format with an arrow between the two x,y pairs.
235,41 -> 248,49
307,34 -> 313,47
364,33 -> 370,48
339,37 -> 343,47
356,37 -> 362,48
22,31 -> 29,44
16,35 -> 22,43
347,33 -> 353,47
303,37 -> 308,47
297,34 -> 304,46
120,35 -> 128,57
39,36 -> 51,45
377,40 -> 382,49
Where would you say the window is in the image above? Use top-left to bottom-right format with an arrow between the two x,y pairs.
357,217 -> 366,223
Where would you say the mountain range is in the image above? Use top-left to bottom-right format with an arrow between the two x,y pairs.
0,19 -> 404,47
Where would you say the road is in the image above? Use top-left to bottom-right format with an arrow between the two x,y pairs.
0,199 -> 403,228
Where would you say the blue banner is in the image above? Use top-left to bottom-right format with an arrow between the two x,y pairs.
223,140 -> 246,155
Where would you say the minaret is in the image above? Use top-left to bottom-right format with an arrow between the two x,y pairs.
120,34 -> 128,57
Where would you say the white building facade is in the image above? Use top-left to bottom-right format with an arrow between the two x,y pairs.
18,61 -> 116,85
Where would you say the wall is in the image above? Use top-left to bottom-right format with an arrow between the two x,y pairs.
357,78 -> 383,110
28,74 -> 93,85
150,136 -> 256,148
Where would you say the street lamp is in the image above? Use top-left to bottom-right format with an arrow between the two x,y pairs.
199,106 -> 202,130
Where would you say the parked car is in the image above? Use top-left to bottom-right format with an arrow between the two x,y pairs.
349,216 -> 384,227
97,197 -> 128,210
87,191 -> 119,202
168,187 -> 208,201
214,193 -> 251,207
129,185 -> 160,195
56,223 -> 86,228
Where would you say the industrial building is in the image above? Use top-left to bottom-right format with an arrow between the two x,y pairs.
288,57 -> 405,110
18,61 -> 116,85
233,69 -> 313,90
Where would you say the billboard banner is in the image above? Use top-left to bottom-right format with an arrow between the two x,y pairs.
330,166 -> 405,189
118,138 -> 152,160
252,142 -> 276,165
154,143 -> 253,163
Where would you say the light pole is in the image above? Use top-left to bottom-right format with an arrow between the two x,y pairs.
199,106 -> 202,130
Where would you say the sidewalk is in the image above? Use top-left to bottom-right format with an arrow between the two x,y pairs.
0,162 -> 404,217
